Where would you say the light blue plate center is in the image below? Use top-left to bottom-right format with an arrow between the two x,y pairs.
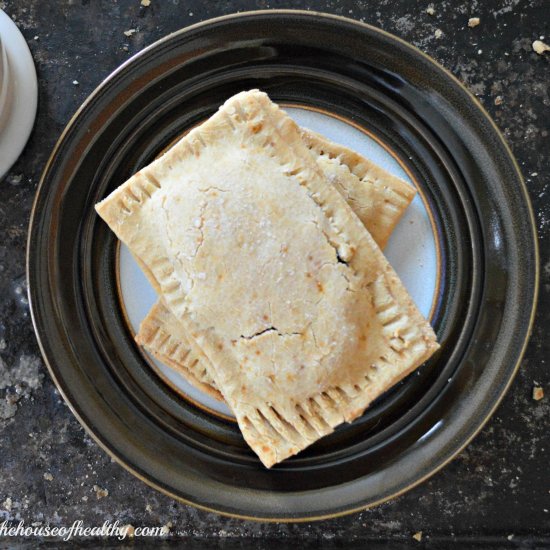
118,107 -> 438,418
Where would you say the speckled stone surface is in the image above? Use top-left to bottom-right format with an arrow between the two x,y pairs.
0,0 -> 548,547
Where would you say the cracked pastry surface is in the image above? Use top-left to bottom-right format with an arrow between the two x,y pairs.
137,127 -> 417,403
96,90 -> 439,467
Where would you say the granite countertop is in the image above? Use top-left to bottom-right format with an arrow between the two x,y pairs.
0,0 -> 548,547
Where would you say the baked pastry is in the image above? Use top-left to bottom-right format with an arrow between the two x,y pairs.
96,90 -> 439,467
137,128 -> 416,402
138,300 -> 224,401
299,128 -> 415,250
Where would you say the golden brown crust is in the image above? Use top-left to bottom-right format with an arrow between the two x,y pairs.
138,300 -> 221,398
96,90 -> 439,468
137,128 -> 416,405
300,128 -> 415,201
135,302 -> 223,401
299,128 -> 416,249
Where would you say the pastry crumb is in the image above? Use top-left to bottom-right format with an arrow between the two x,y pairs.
81,495 -> 88,502
124,29 -> 137,37
532,40 -> 550,55
72,80 -> 79,86
494,96 -> 503,105
468,17 -> 480,28
141,0 -> 151,5
160,521 -> 172,536
507,534 -> 514,541
413,531 -> 423,541
145,503 -> 153,512
122,524 -> 135,538
2,497 -> 12,511
93,485 -> 109,499
426,6 -> 435,15
533,386 -> 544,401
43,472 -> 53,481
435,29 -> 443,39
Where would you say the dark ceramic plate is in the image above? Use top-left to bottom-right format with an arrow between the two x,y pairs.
28,11 -> 538,521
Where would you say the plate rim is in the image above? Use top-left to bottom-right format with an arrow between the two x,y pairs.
27,9 -> 539,522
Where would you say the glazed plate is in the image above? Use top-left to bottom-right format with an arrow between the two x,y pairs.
28,11 -> 538,521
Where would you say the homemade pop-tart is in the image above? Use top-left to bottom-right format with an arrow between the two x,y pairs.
137,127 -> 416,402
96,90 -> 438,467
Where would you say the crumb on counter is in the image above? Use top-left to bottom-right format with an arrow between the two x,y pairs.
435,29 -> 443,39
413,531 -> 423,541
468,17 -> 480,28
426,6 -> 435,15
532,40 -> 550,55
141,0 -> 151,5
161,521 -> 172,536
93,485 -> 109,499
43,472 -> 53,481
495,96 -> 503,105
122,524 -> 135,538
124,29 -> 137,37
533,386 -> 544,401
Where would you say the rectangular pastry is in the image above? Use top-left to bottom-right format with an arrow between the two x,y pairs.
96,90 -> 439,467
137,127 -> 416,402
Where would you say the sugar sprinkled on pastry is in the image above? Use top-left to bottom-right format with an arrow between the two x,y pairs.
96,90 -> 438,467
137,127 -> 417,402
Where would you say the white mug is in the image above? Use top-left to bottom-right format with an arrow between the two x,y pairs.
0,37 -> 14,134
0,9 -> 37,179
